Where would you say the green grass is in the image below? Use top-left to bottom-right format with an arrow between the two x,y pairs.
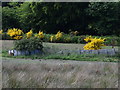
43,54 -> 119,62
1,40 -> 118,52
1,40 -> 119,62
1,50 -> 119,62
1,34 -> 120,46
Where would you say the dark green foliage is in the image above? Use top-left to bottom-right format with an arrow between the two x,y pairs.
43,34 -> 51,42
17,2 -> 34,32
104,36 -> 120,46
0,6 -> 2,30
43,34 -> 120,45
2,6 -> 20,31
14,37 -> 43,51
0,33 -> 11,40
17,2 -> 89,33
2,2 -> 120,35
86,2 -> 120,35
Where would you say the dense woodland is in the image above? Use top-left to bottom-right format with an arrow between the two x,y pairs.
2,2 -> 120,36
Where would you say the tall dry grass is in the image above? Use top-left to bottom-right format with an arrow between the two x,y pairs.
2,59 -> 118,88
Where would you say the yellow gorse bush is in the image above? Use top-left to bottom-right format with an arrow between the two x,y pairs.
83,36 -> 106,50
26,30 -> 33,39
7,28 -> 23,40
13,36 -> 23,40
50,31 -> 63,42
84,35 -> 93,42
50,35 -> 54,42
0,30 -> 3,34
35,31 -> 44,39
55,31 -> 63,40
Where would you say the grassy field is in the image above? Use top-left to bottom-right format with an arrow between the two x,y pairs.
2,51 -> 119,62
0,40 -> 117,51
2,58 -> 118,88
1,40 -> 119,62
1,40 -> 119,88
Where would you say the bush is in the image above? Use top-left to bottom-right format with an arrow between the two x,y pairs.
1,29 -> 119,46
83,36 -> 106,50
104,36 -> 120,46
0,33 -> 11,40
7,28 -> 24,40
14,37 -> 43,52
44,34 -> 86,44
44,34 -> 51,42
79,35 -> 86,43
2,6 -> 20,31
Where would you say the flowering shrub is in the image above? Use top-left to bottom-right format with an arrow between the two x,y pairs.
84,35 -> 93,42
0,30 -> 3,34
55,31 -> 63,40
35,31 -> 44,39
50,35 -> 54,42
50,31 -> 63,42
83,36 -> 106,50
1,28 -> 119,46
26,30 -> 33,39
7,28 -> 24,40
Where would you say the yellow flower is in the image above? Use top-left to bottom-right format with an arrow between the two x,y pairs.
13,36 -> 23,40
35,31 -> 44,39
38,31 -> 44,38
83,36 -> 106,50
84,35 -> 93,42
26,30 -> 33,39
55,31 -> 63,40
0,30 -> 3,34
50,35 -> 54,42
7,28 -> 23,40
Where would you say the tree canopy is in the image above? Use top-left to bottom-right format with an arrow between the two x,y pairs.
2,2 -> 120,36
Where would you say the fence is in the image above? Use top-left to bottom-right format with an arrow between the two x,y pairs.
57,48 -> 119,56
9,48 -> 119,56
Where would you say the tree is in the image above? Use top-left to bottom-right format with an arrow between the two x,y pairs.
2,2 -> 120,35
86,2 -> 120,36
2,2 -> 21,31
17,2 -> 89,33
